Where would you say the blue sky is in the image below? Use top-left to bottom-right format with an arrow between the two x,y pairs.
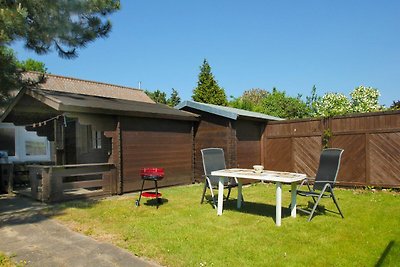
12,0 -> 400,106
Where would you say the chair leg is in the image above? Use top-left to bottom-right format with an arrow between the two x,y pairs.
308,192 -> 325,222
226,187 -> 231,200
200,181 -> 208,204
208,181 -> 217,209
331,191 -> 344,218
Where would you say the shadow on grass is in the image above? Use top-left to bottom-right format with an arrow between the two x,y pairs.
375,240 -> 396,267
213,198 -> 297,223
141,198 -> 169,207
202,196 -> 346,224
297,201 -> 345,220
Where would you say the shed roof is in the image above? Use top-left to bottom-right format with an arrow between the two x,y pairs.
1,89 -> 198,123
175,100 -> 284,121
23,72 -> 155,103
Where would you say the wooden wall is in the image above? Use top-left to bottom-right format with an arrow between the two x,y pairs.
104,121 -> 121,195
184,109 -> 235,182
180,107 -> 266,182
236,119 -> 264,169
264,111 -> 400,187
120,117 -> 193,193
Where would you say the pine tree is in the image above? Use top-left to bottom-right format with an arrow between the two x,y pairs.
0,0 -> 120,58
0,0 -> 120,97
167,88 -> 181,107
192,59 -> 227,106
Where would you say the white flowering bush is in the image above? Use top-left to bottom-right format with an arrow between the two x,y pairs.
350,86 -> 381,113
314,86 -> 383,117
315,92 -> 351,117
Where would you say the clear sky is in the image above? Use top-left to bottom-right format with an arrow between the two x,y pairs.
12,0 -> 400,106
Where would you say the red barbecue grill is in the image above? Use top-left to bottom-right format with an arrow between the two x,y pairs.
135,168 -> 165,208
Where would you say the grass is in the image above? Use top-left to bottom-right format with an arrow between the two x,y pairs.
49,183 -> 400,266
0,253 -> 14,267
0,253 -> 25,267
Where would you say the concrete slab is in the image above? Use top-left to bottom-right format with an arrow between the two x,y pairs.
0,195 -> 161,267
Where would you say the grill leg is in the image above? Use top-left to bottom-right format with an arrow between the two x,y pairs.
136,179 -> 146,207
155,180 -> 161,209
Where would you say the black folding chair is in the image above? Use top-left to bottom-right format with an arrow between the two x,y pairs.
296,148 -> 345,221
200,148 -> 242,209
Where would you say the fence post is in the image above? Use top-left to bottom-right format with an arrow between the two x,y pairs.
29,167 -> 39,200
41,168 -> 50,202
365,133 -> 370,186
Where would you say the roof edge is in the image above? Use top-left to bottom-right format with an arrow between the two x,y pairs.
0,87 -> 28,122
175,100 -> 238,120
25,71 -> 144,92
176,100 -> 284,121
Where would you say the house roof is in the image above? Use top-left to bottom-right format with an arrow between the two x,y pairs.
23,72 -> 155,103
175,100 -> 284,121
1,89 -> 198,123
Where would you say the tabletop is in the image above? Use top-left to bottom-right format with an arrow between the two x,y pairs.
211,168 -> 307,183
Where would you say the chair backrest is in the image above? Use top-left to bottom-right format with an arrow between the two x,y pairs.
313,148 -> 344,191
201,148 -> 227,185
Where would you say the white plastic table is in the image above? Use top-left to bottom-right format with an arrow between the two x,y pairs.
210,168 -> 307,226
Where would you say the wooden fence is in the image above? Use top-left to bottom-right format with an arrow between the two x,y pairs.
263,110 -> 400,187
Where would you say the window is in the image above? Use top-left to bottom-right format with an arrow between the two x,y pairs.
0,128 -> 16,156
0,123 -> 50,162
25,140 -> 47,156
92,130 -> 102,149
78,125 -> 102,152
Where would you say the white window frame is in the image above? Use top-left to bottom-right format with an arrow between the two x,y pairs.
92,130 -> 102,149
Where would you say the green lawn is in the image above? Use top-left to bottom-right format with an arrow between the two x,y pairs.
50,183 -> 400,267
0,252 -> 25,267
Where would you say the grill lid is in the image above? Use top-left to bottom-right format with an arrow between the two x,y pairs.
140,168 -> 164,178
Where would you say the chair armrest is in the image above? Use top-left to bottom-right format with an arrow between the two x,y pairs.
297,177 -> 314,191
299,177 -> 314,186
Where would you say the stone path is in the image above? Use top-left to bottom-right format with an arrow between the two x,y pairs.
0,195 -> 160,267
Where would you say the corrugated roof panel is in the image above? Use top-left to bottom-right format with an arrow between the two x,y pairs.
175,100 -> 284,121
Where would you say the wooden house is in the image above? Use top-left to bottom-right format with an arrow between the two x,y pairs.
1,73 -> 197,201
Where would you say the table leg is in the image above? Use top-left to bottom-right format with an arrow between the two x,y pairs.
237,179 -> 242,209
276,182 -> 282,226
291,182 -> 297,218
217,177 -> 224,215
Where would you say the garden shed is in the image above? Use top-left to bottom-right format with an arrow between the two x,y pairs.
1,73 -> 198,201
175,100 -> 283,182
